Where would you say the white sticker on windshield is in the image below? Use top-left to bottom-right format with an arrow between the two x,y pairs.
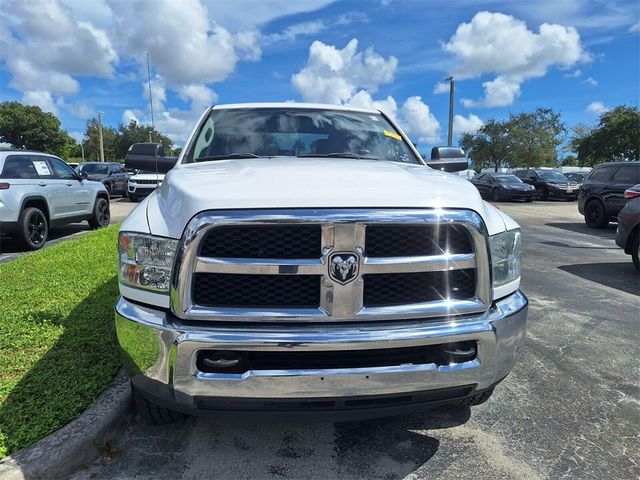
33,161 -> 51,176
369,115 -> 379,121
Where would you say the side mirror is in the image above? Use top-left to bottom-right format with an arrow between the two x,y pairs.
426,147 -> 469,172
125,142 -> 177,174
78,171 -> 88,180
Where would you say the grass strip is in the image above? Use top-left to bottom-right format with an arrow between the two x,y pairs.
0,226 -> 121,458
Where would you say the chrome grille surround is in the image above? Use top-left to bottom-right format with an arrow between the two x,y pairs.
170,209 -> 491,322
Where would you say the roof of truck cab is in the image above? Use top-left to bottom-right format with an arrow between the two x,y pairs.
211,102 -> 380,115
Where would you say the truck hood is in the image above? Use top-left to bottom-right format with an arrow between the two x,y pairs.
142,158 -> 515,238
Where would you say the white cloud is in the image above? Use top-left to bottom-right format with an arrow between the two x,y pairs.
453,114 -> 483,135
108,0 -> 260,86
124,77 -> 215,143
22,91 -> 59,114
564,69 -> 582,78
264,20 -> 328,44
264,14 -> 368,45
586,101 -> 609,115
433,82 -> 450,95
292,39 -> 398,104
399,96 -> 441,144
583,77 -> 598,86
0,0 -> 117,106
630,22 -> 640,33
292,40 -> 439,144
462,76 -> 522,108
347,90 -> 398,117
200,0 -> 335,30
443,11 -> 587,107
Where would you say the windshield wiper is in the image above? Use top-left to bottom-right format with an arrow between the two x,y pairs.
297,152 -> 380,160
195,153 -> 262,162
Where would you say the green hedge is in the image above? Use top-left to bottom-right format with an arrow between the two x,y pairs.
0,226 -> 121,457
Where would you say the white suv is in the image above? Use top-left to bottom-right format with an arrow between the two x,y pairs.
0,151 -> 110,250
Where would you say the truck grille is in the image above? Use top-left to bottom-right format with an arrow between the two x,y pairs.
172,209 -> 490,322
200,225 -> 321,259
365,225 -> 472,257
134,179 -> 161,185
193,274 -> 321,308
363,270 -> 476,307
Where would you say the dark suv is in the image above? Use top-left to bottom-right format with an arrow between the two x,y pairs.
578,162 -> 640,228
77,162 -> 130,197
513,169 -> 580,200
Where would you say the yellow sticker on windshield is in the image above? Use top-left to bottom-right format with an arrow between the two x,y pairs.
384,130 -> 402,140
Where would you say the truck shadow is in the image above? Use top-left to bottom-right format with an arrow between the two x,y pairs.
558,262 -> 639,296
0,278 -> 120,464
99,406 -> 470,480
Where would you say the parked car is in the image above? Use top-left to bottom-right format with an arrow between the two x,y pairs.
116,103 -> 527,423
0,151 -> 110,250
564,172 -> 589,184
471,173 -> 536,202
615,185 -> 640,270
77,162 -> 130,197
127,170 -> 165,202
65,161 -> 80,170
578,161 -> 640,228
513,169 -> 580,200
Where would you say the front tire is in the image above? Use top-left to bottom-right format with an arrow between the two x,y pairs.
536,187 -> 548,201
20,207 -> 48,250
133,388 -> 188,424
584,199 -> 609,228
631,235 -> 639,271
88,197 -> 110,229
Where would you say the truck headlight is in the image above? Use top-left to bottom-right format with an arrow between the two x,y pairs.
489,229 -> 521,287
118,232 -> 178,292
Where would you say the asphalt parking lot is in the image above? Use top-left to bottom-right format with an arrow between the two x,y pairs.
0,197 -> 135,264
67,200 -> 638,480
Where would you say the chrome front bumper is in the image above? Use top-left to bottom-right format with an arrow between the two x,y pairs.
116,291 -> 527,415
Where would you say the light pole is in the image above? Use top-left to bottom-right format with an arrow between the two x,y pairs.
80,141 -> 85,161
98,111 -> 105,162
445,76 -> 454,147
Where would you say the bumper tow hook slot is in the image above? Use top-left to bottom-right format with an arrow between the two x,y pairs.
443,346 -> 476,360
202,357 -> 241,369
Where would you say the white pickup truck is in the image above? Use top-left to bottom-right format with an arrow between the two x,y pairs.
116,103 -> 527,423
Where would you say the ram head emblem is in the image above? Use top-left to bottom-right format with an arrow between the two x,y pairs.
329,253 -> 359,284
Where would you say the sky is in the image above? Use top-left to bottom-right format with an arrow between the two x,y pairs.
0,0 -> 638,152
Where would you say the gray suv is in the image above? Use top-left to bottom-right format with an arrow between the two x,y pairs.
0,151 -> 110,250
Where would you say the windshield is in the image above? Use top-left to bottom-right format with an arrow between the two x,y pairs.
80,163 -> 109,175
188,108 -> 421,165
538,171 -> 569,181
495,175 -> 523,184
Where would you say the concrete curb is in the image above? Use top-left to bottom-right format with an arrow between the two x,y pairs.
0,369 -> 133,480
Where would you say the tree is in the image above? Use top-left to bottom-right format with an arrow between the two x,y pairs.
0,101 -> 71,156
115,120 -> 173,159
561,155 -> 577,166
572,106 -> 640,166
82,118 -> 118,161
459,119 -> 510,171
504,108 -> 566,168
